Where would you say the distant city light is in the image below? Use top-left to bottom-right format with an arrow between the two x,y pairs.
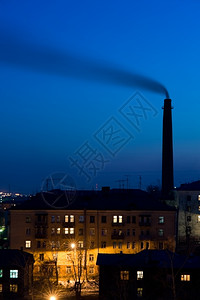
71,243 -> 76,249
49,296 -> 56,300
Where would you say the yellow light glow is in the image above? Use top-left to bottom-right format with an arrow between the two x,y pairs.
50,296 -> 56,300
71,243 -> 75,249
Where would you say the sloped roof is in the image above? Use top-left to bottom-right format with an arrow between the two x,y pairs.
177,180 -> 200,191
0,249 -> 34,267
96,250 -> 200,269
11,189 -> 176,211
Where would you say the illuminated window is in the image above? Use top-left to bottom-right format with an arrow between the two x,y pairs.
10,284 -> 18,293
57,228 -> 60,234
158,216 -> 164,224
90,228 -> 95,236
78,241 -> 84,248
89,254 -> 94,262
0,270 -> 2,278
198,216 -> 200,223
65,215 -> 69,222
181,274 -> 190,281
158,229 -> 164,236
89,266 -> 94,274
198,205 -> 200,211
51,228 -> 55,235
25,240 -> 31,248
10,270 -> 18,278
120,270 -> 129,280
137,288 -> 143,297
0,284 -> 2,292
70,215 -> 74,223
70,227 -> 74,235
137,271 -> 143,280
119,216 -> 123,223
113,216 -> 117,223
66,266 -> 71,274
64,228 -> 69,234
198,195 -> 200,201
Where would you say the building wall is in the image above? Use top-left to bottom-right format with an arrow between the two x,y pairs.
10,208 -> 176,283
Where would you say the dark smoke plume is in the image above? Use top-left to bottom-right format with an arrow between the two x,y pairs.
0,29 -> 169,98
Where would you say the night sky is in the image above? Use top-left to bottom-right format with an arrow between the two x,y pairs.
0,0 -> 200,194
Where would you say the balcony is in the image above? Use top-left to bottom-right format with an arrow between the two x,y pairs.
139,221 -> 151,227
111,233 -> 125,239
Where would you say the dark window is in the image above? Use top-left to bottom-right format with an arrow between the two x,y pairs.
127,216 -> 130,224
187,195 -> 191,201
42,241 -> 46,248
146,242 -> 149,249
187,206 -> 191,212
132,216 -> 136,223
101,216 -> 107,223
132,242 -> 136,249
26,216 -> 31,223
37,241 -> 41,248
159,242 -> 164,250
90,216 -> 95,223
79,228 -> 84,236
101,241 -> 106,248
127,229 -> 130,236
132,229 -> 135,236
187,216 -> 191,222
141,242 -> 144,249
39,253 -> 44,261
90,241 -> 94,248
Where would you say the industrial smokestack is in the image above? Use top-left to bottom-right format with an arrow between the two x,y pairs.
162,99 -> 174,198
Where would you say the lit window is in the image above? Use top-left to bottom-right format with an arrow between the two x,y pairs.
10,270 -> 18,278
113,216 -> 117,223
79,216 -> 84,223
64,228 -> 69,234
137,288 -> 143,297
89,266 -> 94,274
198,195 -> 200,201
70,215 -> 74,223
10,284 -> 18,293
198,205 -> 200,211
70,227 -> 74,235
57,228 -> 60,234
25,240 -> 31,248
181,274 -> 190,281
0,284 -> 2,292
51,228 -> 55,235
198,216 -> 200,223
158,229 -> 164,237
65,215 -> 69,222
78,241 -> 84,248
90,228 -> 95,236
119,216 -> 123,223
120,270 -> 129,280
66,266 -> 71,274
89,254 -> 94,262
137,271 -> 143,280
0,270 -> 2,278
158,216 -> 164,224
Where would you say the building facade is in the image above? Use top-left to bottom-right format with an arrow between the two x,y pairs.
9,189 -> 176,284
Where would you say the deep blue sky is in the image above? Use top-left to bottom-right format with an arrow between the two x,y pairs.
0,0 -> 200,194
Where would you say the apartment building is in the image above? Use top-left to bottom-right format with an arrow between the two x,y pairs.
9,188 -> 176,284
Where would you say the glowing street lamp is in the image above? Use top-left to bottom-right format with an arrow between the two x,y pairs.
49,296 -> 56,300
71,242 -> 76,249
